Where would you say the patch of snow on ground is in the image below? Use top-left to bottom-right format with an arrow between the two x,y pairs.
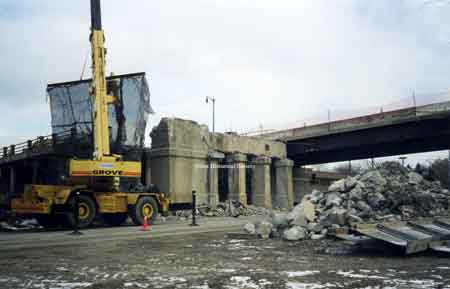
191,282 -> 211,289
228,239 -> 243,243
225,276 -> 260,289
385,278 -> 442,288
336,270 -> 386,279
284,271 -> 320,277
258,279 -> 272,286
38,281 -> 91,289
124,281 -> 149,288
217,268 -> 237,273
240,257 -> 252,261
286,282 -> 335,289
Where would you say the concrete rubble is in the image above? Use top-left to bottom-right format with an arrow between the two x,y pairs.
198,201 -> 272,217
244,161 -> 450,241
0,217 -> 41,231
175,200 -> 272,221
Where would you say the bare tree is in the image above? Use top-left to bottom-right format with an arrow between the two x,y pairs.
332,162 -> 362,176
427,158 -> 449,189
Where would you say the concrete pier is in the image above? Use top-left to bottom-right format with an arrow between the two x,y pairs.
227,153 -> 247,205
251,156 -> 272,208
207,151 -> 224,207
274,159 -> 294,209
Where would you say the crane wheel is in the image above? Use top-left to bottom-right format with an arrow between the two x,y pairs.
103,213 -> 128,226
64,194 -> 97,228
130,196 -> 158,226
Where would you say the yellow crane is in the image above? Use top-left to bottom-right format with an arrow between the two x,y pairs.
10,0 -> 170,228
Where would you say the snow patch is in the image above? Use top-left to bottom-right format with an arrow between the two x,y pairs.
226,276 -> 260,289
124,281 -> 150,288
336,270 -> 385,279
284,271 -> 320,277
286,282 -> 336,289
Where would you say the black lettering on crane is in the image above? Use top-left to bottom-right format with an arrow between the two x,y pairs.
92,170 -> 123,176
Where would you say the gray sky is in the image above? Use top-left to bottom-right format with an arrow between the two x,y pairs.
1,0 -> 450,165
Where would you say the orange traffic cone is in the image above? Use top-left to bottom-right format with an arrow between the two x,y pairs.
141,216 -> 148,231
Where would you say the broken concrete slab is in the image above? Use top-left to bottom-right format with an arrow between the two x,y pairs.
287,199 -> 315,226
283,226 -> 307,241
325,193 -> 342,208
271,213 -> 289,229
256,220 -> 273,239
244,222 -> 256,234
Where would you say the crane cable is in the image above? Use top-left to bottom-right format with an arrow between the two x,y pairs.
80,45 -> 90,80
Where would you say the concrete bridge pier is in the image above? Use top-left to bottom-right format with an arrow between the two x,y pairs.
227,152 -> 247,204
251,156 -> 272,208
207,151 -> 224,207
273,159 -> 294,209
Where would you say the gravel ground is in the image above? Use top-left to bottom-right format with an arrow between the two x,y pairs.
0,229 -> 450,289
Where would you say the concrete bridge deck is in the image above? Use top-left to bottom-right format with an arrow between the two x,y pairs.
260,101 -> 450,165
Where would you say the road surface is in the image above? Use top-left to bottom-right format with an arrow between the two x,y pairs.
1,216 -> 450,289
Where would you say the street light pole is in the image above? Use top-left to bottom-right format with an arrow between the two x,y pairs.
206,96 -> 216,133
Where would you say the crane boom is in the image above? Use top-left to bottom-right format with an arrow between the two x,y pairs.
68,0 -> 141,178
90,0 -> 113,159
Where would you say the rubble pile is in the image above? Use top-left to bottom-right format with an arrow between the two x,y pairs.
176,200 -> 272,220
199,201 -> 272,217
246,161 -> 450,241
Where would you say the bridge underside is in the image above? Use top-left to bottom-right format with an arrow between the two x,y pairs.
287,115 -> 450,165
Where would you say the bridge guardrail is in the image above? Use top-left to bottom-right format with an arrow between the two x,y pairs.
0,129 -> 82,163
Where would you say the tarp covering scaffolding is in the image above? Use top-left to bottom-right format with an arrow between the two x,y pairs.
47,72 -> 152,155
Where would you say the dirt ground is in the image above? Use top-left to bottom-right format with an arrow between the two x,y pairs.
1,222 -> 450,289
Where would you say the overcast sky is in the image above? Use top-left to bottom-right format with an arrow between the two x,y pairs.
1,0 -> 450,166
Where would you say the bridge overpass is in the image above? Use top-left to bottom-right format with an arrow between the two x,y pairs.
260,101 -> 450,166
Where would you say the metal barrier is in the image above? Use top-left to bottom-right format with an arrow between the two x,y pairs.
0,128 -> 80,163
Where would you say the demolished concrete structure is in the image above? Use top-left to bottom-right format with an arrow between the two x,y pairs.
293,168 -> 346,204
148,118 -> 294,209
246,161 -> 450,241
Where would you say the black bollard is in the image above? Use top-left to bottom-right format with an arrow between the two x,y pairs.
190,190 -> 199,226
69,192 -> 83,235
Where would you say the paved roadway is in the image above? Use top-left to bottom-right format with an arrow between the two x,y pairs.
0,216 -> 258,251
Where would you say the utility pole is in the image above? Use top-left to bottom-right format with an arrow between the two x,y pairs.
206,96 -> 216,133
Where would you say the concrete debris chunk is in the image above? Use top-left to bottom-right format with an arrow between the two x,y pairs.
344,176 -> 358,191
310,233 -> 326,240
356,200 -> 371,212
328,179 -> 346,192
309,190 -> 324,203
348,214 -> 363,223
0,217 -> 41,231
408,172 -> 423,184
256,220 -> 273,239
283,226 -> 307,241
271,213 -> 289,229
306,222 -> 323,233
243,222 -> 256,234
287,199 -> 315,226
325,193 -> 342,207
321,208 -> 347,226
